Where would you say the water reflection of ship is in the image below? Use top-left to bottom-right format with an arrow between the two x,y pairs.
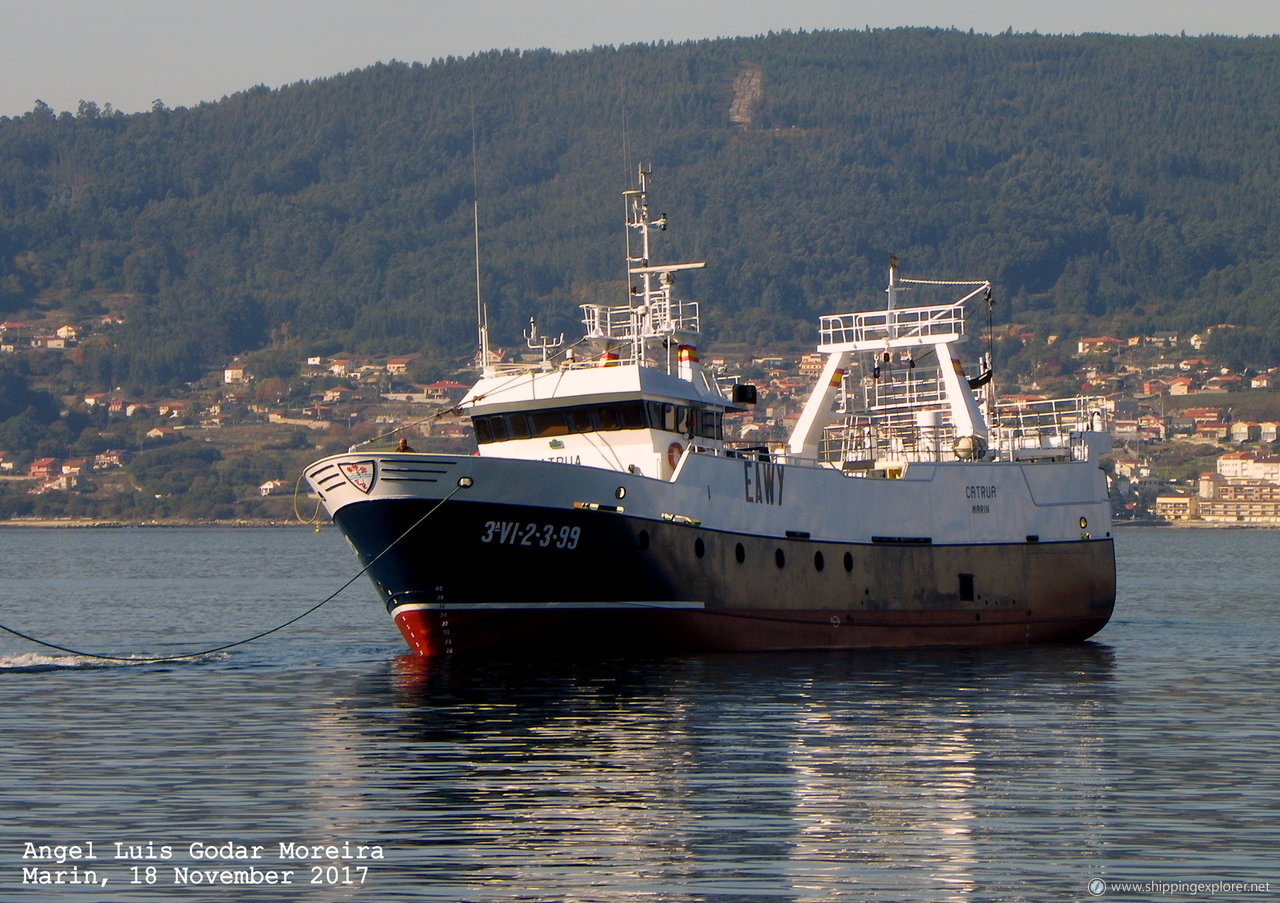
313,648 -> 1117,897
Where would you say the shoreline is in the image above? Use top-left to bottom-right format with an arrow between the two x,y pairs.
0,518 -> 326,528
1,517 -> 1269,530
1112,519 -> 1278,529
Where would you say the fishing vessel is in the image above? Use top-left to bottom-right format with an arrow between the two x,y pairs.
305,168 -> 1115,656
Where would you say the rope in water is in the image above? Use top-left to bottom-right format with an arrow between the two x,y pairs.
0,485 -> 463,665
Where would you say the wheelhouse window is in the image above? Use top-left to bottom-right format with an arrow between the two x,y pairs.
617,402 -> 646,429
508,414 -> 532,440
531,411 -> 569,437
596,406 -> 621,431
472,400 -> 725,444
566,408 -> 594,434
648,401 -> 674,432
690,408 -> 723,441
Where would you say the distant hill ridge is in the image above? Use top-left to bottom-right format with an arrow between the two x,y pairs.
2,27 -> 1280,391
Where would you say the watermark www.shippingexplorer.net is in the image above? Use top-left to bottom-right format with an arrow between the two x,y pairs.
1088,878 -> 1273,897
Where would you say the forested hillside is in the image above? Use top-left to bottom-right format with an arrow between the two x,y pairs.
3,28 -> 1280,392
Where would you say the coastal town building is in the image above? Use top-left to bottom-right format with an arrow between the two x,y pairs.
1078,336 -> 1122,355
1196,480 -> 1280,525
1166,451 -> 1280,526
27,458 -> 59,479
1153,493 -> 1196,521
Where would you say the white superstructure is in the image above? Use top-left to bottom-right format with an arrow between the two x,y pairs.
461,166 -> 743,480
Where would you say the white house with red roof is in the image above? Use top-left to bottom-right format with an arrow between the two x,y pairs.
1077,336 -> 1121,355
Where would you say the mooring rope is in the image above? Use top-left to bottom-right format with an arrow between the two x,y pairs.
292,469 -> 325,527
0,484 -> 464,665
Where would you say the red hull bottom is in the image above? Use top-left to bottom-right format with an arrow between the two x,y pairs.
392,605 -> 1111,657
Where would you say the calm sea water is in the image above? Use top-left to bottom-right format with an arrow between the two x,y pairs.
1,526 -> 1277,902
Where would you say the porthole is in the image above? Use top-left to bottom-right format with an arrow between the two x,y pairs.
775,548 -> 786,569
694,537 -> 705,559
615,486 -> 627,500
843,551 -> 854,572
813,550 -> 825,572
637,530 -> 650,551
735,543 -> 745,564
1079,516 -> 1088,529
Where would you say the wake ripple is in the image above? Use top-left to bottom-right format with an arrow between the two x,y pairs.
0,651 -> 229,672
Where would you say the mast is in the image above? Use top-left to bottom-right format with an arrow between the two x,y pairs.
471,104 -> 493,377
624,167 -> 706,308
590,165 -> 705,370
474,195 -> 491,376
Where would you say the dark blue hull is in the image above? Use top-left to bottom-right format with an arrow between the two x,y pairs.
332,496 -> 1116,655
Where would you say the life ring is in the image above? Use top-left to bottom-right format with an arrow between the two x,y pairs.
667,442 -> 684,469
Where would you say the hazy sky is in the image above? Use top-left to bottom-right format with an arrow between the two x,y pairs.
4,0 -> 1279,117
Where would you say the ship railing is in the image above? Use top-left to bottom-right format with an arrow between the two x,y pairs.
700,443 -> 823,469
484,355 -> 626,374
856,370 -> 949,410
581,298 -> 700,341
819,302 -> 965,349
989,395 -> 1109,457
817,413 -> 962,466
485,358 -> 551,374
809,394 -> 1108,467
719,444 -> 780,462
